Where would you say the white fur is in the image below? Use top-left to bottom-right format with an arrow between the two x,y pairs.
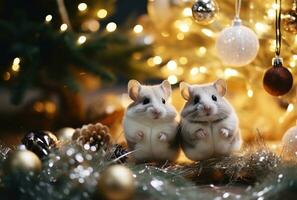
180,79 -> 242,161
123,80 -> 179,162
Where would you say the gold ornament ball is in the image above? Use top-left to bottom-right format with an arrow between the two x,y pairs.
56,127 -> 75,142
192,0 -> 219,25
282,125 -> 297,159
98,165 -> 135,200
4,149 -> 42,176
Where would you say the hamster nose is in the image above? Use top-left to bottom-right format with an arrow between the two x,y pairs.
203,105 -> 211,114
151,109 -> 161,118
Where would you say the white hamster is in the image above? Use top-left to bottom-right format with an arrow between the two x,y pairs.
179,79 -> 241,161
123,80 -> 179,163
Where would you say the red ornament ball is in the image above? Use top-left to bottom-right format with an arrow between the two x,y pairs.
263,63 -> 293,96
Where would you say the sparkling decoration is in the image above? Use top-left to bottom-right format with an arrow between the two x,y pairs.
282,124 -> 297,159
191,0 -> 219,25
72,123 -> 111,151
263,57 -> 293,96
216,20 -> 259,67
97,165 -> 135,200
282,2 -> 297,34
56,127 -> 75,142
21,130 -> 59,158
4,148 -> 42,176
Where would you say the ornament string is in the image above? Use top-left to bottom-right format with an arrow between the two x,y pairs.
235,0 -> 242,20
275,0 -> 282,57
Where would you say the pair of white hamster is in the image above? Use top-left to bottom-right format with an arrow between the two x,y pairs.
123,79 -> 241,163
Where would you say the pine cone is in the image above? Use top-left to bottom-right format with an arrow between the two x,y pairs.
110,144 -> 129,163
72,123 -> 111,151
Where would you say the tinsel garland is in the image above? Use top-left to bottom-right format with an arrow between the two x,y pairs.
0,139 -> 296,200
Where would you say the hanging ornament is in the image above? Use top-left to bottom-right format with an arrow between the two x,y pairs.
282,0 -> 297,34
282,121 -> 297,159
97,165 -> 135,200
4,147 -> 42,176
191,0 -> 219,25
56,127 -> 75,142
21,130 -> 59,158
263,0 -> 293,96
216,0 -> 259,67
72,123 -> 111,151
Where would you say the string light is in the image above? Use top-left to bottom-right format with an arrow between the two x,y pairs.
179,57 -> 188,65
201,28 -> 214,37
224,68 -> 239,77
199,66 -> 207,73
78,3 -> 87,11
97,9 -> 108,19
177,33 -> 185,40
168,75 -> 178,84
106,22 -> 117,32
182,7 -> 192,17
147,57 -> 155,67
167,60 -> 177,70
152,56 -> 162,65
77,36 -> 87,44
133,25 -> 143,34
45,15 -> 52,22
196,47 -> 207,57
11,57 -> 20,72
60,23 -> 68,32
247,89 -> 254,98
190,67 -> 199,76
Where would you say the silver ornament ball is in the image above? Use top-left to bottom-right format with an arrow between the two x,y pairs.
216,20 -> 259,67
282,125 -> 297,159
192,0 -> 219,25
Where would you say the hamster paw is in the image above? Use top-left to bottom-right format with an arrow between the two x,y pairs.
135,131 -> 144,142
219,128 -> 232,138
159,132 -> 168,142
194,129 -> 207,139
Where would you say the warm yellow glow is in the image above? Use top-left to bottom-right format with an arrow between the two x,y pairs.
45,101 -> 56,114
77,35 -> 87,44
267,9 -> 275,19
224,68 -> 238,77
167,60 -> 177,70
190,67 -> 199,76
143,36 -> 154,45
196,47 -> 207,57
178,23 -> 190,33
60,24 -> 68,31
247,89 -> 254,98
272,3 -> 279,10
97,9 -> 108,19
34,102 -> 44,112
12,64 -> 20,72
289,60 -> 296,68
179,57 -> 188,65
78,3 -> 87,11
176,67 -> 184,75
177,33 -> 185,40
45,15 -> 52,22
293,55 -> 297,60
13,57 -> 20,65
147,58 -> 155,67
201,28 -> 214,37
199,66 -> 207,73
287,103 -> 294,112
183,7 -> 192,17
168,75 -> 178,84
153,56 -> 162,65
3,72 -> 10,81
255,22 -> 269,35
106,22 -> 117,32
161,32 -> 170,37
133,24 -> 143,34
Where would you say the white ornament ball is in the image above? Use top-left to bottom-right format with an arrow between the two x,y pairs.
282,125 -> 297,159
216,21 -> 259,67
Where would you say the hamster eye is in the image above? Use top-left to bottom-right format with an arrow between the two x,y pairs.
143,97 -> 150,105
162,98 -> 166,104
193,95 -> 200,104
212,95 -> 217,101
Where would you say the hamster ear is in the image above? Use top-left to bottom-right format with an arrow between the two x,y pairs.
180,82 -> 191,100
161,80 -> 172,99
214,79 -> 227,96
128,80 -> 141,101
